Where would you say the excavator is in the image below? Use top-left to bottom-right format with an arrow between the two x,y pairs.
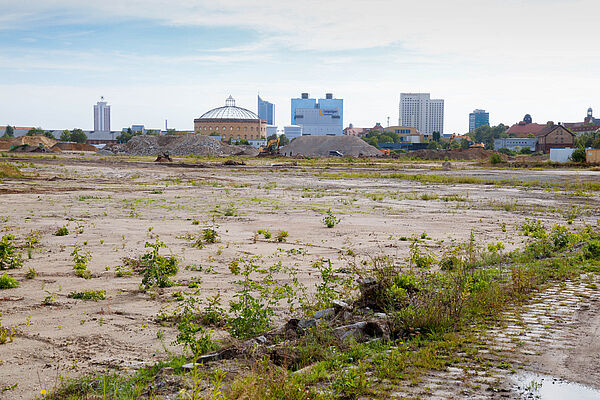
259,137 -> 280,156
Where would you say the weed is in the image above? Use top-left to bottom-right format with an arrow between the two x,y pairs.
25,267 -> 37,279
0,313 -> 16,344
0,273 -> 19,289
202,228 -> 220,244
171,292 -> 217,357
313,259 -> 353,309
71,245 -> 91,279
322,209 -> 341,228
0,162 -> 22,178
68,290 -> 106,301
257,229 -> 272,239
139,238 -> 179,289
0,235 -> 23,270
42,291 -> 56,305
490,153 -> 502,164
276,230 -> 289,242
519,219 -> 546,238
54,226 -> 69,236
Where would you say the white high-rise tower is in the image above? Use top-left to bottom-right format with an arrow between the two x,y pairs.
94,97 -> 111,132
399,93 -> 444,135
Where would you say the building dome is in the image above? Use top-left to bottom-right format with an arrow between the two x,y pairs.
198,96 -> 259,120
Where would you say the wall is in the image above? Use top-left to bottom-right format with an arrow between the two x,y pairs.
194,119 -> 266,141
549,147 -> 575,163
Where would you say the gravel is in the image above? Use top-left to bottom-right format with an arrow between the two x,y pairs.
279,136 -> 381,157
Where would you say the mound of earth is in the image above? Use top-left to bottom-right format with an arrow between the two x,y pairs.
402,148 -> 498,161
104,135 -> 259,157
279,136 -> 381,157
0,135 -> 58,151
52,142 -> 98,152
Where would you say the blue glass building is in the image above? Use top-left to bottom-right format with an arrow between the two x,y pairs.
291,93 -> 343,135
469,109 -> 490,132
257,95 -> 275,125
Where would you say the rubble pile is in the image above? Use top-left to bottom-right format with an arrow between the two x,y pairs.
104,135 -> 259,157
279,136 -> 381,157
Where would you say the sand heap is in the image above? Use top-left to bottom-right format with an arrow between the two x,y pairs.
402,148 -> 498,161
105,135 -> 259,157
0,135 -> 58,151
51,142 -> 98,152
279,136 -> 381,157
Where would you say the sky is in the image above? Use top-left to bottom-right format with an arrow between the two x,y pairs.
1,0 -> 599,133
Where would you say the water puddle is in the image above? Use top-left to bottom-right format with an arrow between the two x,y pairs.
512,371 -> 600,399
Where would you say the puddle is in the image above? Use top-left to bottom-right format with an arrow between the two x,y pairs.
512,371 -> 600,399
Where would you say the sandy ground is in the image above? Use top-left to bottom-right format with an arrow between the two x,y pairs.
0,156 -> 599,399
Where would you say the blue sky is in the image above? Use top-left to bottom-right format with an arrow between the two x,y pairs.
1,0 -> 599,133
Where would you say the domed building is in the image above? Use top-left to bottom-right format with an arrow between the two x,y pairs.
194,96 -> 267,141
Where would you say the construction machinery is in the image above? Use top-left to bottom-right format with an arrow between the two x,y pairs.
259,137 -> 280,156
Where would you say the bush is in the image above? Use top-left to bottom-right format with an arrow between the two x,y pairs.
497,147 -> 514,156
520,147 -> 533,155
68,290 -> 106,301
54,226 -> 69,236
570,147 -> 587,163
0,235 -> 23,270
584,240 -> 600,259
490,153 -> 502,164
0,273 -> 19,289
140,239 -> 178,288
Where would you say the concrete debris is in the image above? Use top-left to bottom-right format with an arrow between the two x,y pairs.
279,136 -> 381,157
314,308 -> 335,320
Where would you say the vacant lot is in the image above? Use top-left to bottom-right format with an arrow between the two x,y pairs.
0,155 -> 599,399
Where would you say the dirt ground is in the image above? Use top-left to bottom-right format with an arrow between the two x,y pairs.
0,155 -> 599,399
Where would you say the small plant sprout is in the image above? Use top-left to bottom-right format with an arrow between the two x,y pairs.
322,209 -> 341,228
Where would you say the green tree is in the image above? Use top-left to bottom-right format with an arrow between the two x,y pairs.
432,131 -> 440,142
470,124 -> 508,149
460,138 -> 470,149
378,135 -> 393,143
43,131 -> 56,139
279,134 -> 290,146
70,129 -> 87,143
570,148 -> 587,163
60,130 -> 71,142
26,127 -> 45,136
427,140 -> 439,149
267,133 -> 277,141
3,125 -> 14,137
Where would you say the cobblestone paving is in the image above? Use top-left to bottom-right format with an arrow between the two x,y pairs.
386,274 -> 600,399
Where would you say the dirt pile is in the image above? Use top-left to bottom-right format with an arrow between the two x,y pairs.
279,136 -> 381,157
52,142 -> 98,152
0,135 -> 58,151
104,135 -> 259,157
402,148 -> 498,160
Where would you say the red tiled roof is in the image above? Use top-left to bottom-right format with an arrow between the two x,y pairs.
569,125 -> 600,133
506,122 -> 547,137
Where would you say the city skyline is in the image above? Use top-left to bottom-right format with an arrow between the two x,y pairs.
1,1 -> 599,133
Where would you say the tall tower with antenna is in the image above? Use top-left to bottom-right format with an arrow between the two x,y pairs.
94,97 -> 111,132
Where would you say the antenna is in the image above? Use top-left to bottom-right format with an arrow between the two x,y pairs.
387,116 -> 390,127
100,96 -> 104,101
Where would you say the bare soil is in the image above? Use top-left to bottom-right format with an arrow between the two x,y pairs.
0,155 -> 599,399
